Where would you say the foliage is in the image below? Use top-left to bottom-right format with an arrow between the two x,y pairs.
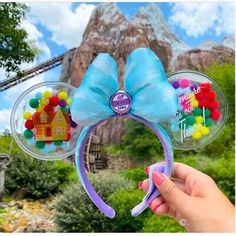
121,166 -> 147,187
54,171 -> 133,232
119,120 -> 163,160
0,3 -> 37,73
141,215 -> 185,232
5,154 -> 76,199
107,189 -> 150,232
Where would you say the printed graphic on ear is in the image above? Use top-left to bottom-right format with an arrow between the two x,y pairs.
162,71 -> 227,150
11,82 -> 83,160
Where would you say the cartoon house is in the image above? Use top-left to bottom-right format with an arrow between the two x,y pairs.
32,109 -> 70,141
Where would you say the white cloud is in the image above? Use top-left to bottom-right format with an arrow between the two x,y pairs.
0,109 -> 11,133
21,19 -> 52,62
169,3 -> 235,38
28,3 -> 96,49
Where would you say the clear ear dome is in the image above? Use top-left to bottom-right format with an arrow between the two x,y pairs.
162,71 -> 227,150
11,82 -> 83,160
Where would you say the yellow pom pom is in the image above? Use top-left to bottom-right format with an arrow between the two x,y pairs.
40,99 -> 49,106
188,93 -> 195,99
23,111 -> 32,120
44,90 -> 52,98
192,100 -> 199,108
36,106 -> 43,112
58,91 -> 68,100
192,131 -> 202,139
195,116 -> 203,124
66,98 -> 72,105
200,126 -> 210,136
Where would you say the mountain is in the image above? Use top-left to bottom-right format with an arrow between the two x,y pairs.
60,3 -> 235,144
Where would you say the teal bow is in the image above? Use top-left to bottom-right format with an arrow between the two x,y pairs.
70,48 -> 178,126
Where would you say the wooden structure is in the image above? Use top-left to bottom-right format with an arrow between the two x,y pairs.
84,133 -> 106,173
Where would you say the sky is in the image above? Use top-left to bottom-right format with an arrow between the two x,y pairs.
0,2 -> 235,133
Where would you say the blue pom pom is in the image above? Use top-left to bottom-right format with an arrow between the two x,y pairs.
35,92 -> 43,100
27,138 -> 36,146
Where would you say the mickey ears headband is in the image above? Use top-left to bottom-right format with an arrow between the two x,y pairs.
11,48 -> 227,218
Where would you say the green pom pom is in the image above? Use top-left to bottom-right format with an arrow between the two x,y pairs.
193,107 -> 202,116
54,140 -> 62,146
205,108 -> 211,118
61,107 -> 69,112
205,118 -> 214,127
29,98 -> 39,108
24,129 -> 33,139
186,116 -> 195,126
36,141 -> 45,149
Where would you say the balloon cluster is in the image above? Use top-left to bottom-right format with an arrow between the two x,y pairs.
23,89 -> 77,154
170,77 -> 221,141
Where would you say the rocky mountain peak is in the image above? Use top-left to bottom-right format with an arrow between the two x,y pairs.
222,35 -> 235,50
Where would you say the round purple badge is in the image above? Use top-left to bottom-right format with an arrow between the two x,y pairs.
110,91 -> 132,114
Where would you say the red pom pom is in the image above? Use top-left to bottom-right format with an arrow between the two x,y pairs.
46,141 -> 52,144
208,100 -> 219,110
195,91 -> 205,100
207,90 -> 216,100
66,133 -> 71,141
200,83 -> 211,92
25,120 -> 34,130
199,99 -> 209,108
211,109 -> 221,121
49,96 -> 59,106
44,105 -> 54,112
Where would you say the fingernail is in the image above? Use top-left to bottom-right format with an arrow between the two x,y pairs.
152,172 -> 165,186
138,181 -> 143,189
144,166 -> 149,174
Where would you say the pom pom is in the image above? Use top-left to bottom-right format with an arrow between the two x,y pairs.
192,100 -> 199,108
35,92 -> 43,100
24,129 -> 33,139
211,109 -> 221,121
29,98 -> 39,108
54,140 -> 63,146
195,116 -> 203,124
186,116 -> 195,126
44,105 -> 54,112
36,141 -> 45,149
193,107 -> 202,116
195,91 -> 205,100
43,90 -> 52,98
172,80 -> 180,89
200,83 -> 211,92
59,100 -> 67,107
208,100 -> 219,110
192,131 -> 202,139
40,99 -> 49,106
179,77 -> 190,88
204,108 -> 211,118
66,98 -> 72,105
49,96 -> 59,106
200,126 -> 210,136
25,120 -> 34,130
58,91 -> 68,100
207,91 -> 216,100
23,111 -> 32,120
199,99 -> 209,108
205,118 -> 214,127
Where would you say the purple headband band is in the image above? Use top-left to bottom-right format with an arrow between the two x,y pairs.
75,113 -> 173,218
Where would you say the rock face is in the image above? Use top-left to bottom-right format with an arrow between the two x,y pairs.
60,2 -> 235,144
173,45 -> 235,71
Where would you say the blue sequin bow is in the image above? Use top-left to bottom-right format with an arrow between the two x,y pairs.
70,47 -> 178,126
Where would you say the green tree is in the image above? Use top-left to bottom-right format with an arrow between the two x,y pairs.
0,3 -> 37,74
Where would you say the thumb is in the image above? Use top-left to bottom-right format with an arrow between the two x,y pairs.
152,171 -> 190,211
